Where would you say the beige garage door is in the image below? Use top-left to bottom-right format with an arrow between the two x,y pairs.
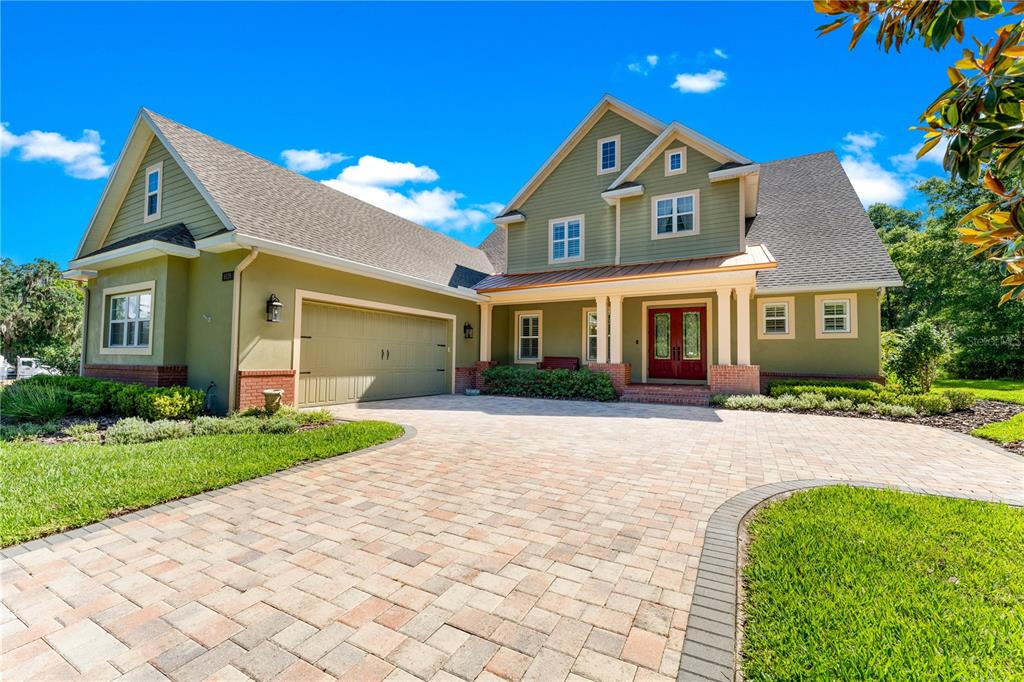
298,301 -> 450,406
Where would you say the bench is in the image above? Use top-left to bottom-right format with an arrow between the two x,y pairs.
537,356 -> 580,371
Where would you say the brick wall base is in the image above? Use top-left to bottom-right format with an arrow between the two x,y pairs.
709,364 -> 761,395
474,361 -> 498,391
588,363 -> 632,396
84,364 -> 187,387
455,367 -> 476,393
759,371 -> 886,393
238,369 -> 296,411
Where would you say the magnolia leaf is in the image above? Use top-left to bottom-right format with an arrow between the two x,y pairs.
1004,45 -> 1024,57
917,136 -> 943,159
983,171 -> 1008,195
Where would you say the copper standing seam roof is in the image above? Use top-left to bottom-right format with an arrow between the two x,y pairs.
474,245 -> 776,292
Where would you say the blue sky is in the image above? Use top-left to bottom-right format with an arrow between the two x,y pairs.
2,1 -> 960,266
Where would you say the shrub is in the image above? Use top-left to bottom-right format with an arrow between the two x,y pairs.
194,415 -> 263,436
0,382 -> 73,422
856,402 -> 878,414
792,393 -> 827,411
136,386 -> 204,421
822,398 -> 855,411
110,384 -> 146,417
106,417 -> 193,445
0,421 -> 60,442
720,394 -> 783,410
941,389 -> 976,412
262,416 -> 299,434
886,321 -> 949,392
64,421 -> 101,443
70,391 -> 104,417
896,393 -> 953,416
766,378 -> 882,392
877,403 -> 918,418
769,384 -> 878,404
482,366 -> 616,401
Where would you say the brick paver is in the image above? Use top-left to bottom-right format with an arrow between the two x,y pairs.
2,396 -> 1022,681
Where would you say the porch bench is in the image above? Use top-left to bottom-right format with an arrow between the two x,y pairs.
538,356 -> 580,371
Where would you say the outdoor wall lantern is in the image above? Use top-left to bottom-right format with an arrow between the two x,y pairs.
266,294 -> 283,323
463,321 -> 474,339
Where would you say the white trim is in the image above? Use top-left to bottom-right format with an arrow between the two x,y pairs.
582,307 -> 597,364
757,296 -> 795,340
815,292 -> 858,339
651,190 -> 700,240
738,179 -> 747,251
597,134 -> 621,175
640,298 -> 713,383
143,161 -> 163,223
664,148 -> 687,176
484,269 -> 759,304
479,302 -> 493,362
708,163 -> 760,182
759,280 -> 901,294
514,310 -> 543,363
735,285 -> 753,365
228,248 -> 259,410
601,184 -> 644,204
99,280 -> 156,356
608,294 -> 623,364
292,289 -> 458,401
69,240 -> 200,269
493,212 -> 526,226
61,269 -> 97,282
195,231 -> 239,253
548,214 -> 585,265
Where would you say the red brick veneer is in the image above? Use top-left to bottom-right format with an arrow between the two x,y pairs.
238,369 -> 296,410
588,362 -> 632,396
474,361 -> 498,391
84,364 -> 187,387
709,364 -> 761,395
455,367 -> 476,393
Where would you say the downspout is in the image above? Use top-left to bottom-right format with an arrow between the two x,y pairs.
79,284 -> 90,376
614,198 -> 621,265
228,248 -> 259,411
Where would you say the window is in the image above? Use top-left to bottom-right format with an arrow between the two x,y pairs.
764,304 -> 788,334
583,309 -> 611,362
108,291 -> 152,348
664,148 -> 687,176
814,293 -> 858,339
683,311 -> 701,359
597,135 -> 620,174
143,161 -> 162,222
516,312 -> 541,362
549,215 -> 584,263
758,297 -> 795,339
651,191 -> 699,239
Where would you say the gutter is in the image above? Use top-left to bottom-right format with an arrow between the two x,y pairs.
227,248 -> 259,411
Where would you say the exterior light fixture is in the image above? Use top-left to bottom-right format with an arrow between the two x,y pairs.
463,321 -> 474,339
266,294 -> 283,323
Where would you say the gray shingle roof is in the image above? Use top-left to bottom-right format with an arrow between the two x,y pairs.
83,223 -> 197,257
145,110 -> 496,288
478,227 -> 507,274
747,151 -> 902,290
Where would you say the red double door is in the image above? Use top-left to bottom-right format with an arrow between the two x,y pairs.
647,306 -> 707,380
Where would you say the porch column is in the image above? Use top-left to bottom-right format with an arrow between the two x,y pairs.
608,294 -> 623,363
716,287 -> 732,365
596,295 -> 609,363
735,285 -> 753,365
479,302 -> 492,362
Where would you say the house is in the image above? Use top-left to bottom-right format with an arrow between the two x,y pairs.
63,95 -> 901,412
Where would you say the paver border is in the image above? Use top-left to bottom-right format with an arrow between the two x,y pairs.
0,422 -> 417,558
676,478 -> 1024,682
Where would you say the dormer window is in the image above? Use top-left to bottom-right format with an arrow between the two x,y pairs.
665,148 -> 687,176
143,161 -> 163,222
597,135 -> 620,174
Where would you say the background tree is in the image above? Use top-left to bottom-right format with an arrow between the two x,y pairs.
816,1 -> 1024,302
0,258 -> 84,374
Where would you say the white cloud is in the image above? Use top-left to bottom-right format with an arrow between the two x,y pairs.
671,69 -> 727,94
889,138 -> 948,173
839,131 -> 908,205
628,54 -> 659,75
322,155 -> 497,232
842,131 -> 883,156
713,48 -> 728,59
646,54 -> 659,67
1,123 -> 110,179
281,148 -> 348,172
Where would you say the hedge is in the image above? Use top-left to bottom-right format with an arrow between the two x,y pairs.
482,366 -> 616,401
769,384 -> 880,404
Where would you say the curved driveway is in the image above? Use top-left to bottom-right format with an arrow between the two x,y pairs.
3,396 -> 1021,681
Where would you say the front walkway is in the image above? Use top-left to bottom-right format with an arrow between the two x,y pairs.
3,396 -> 1021,681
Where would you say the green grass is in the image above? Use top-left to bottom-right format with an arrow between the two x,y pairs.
0,421 -> 403,546
932,377 -> 1024,405
972,412 -> 1024,444
742,486 -> 1024,681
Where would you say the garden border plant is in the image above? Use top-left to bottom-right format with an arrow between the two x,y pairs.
481,365 -> 616,401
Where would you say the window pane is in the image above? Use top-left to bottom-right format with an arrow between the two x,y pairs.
567,239 -> 580,258
683,312 -> 700,359
138,294 -> 152,320
601,140 -> 616,169
676,196 -> 693,213
670,153 -> 681,170
110,321 -> 124,346
552,223 -> 565,241
587,336 -> 598,361
147,194 -> 159,215
520,337 -> 538,360
567,221 -> 580,239
127,295 -> 139,320
656,199 -> 673,217
148,170 -> 159,193
676,214 -> 694,232
654,313 -> 670,359
553,242 -> 565,259
126,321 -> 137,346
111,297 -> 125,320
657,216 -> 674,234
138,320 -> 150,346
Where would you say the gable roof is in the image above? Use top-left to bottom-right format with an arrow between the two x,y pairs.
84,223 -> 197,257
746,151 -> 902,291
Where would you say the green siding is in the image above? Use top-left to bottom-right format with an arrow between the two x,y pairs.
619,145 -> 742,264
507,111 -> 657,273
490,301 -> 591,365
102,137 -> 223,248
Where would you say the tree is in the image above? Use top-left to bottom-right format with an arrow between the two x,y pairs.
0,258 -> 84,374
815,1 -> 1024,302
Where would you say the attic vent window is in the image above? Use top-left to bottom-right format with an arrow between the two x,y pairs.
597,135 -> 620,174
143,161 -> 163,223
665,148 -> 687,176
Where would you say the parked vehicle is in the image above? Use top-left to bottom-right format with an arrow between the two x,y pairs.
0,356 -> 61,380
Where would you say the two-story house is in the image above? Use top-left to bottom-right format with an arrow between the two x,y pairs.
64,95 -> 901,411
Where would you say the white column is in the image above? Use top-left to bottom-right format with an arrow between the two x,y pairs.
479,303 -> 492,362
596,295 -> 609,364
608,294 -> 623,363
735,286 -> 753,365
716,287 -> 732,365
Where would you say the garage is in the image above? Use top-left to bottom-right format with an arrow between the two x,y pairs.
297,300 -> 451,406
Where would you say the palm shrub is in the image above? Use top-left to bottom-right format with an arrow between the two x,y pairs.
886,321 -> 949,393
0,382 -> 73,422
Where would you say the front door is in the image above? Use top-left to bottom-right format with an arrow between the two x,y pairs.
648,306 -> 707,380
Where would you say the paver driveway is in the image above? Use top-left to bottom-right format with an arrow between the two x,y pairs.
3,396 -> 1022,682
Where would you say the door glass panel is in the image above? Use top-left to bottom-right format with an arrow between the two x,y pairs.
654,313 -> 670,359
683,312 -> 700,359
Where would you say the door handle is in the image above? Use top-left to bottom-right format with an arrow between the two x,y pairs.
386,349 -> 390,360
381,348 -> 384,360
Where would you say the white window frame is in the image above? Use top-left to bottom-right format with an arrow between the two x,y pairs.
650,190 -> 700,240
757,296 -> 795,340
597,135 -> 620,175
664,147 -> 687,176
581,307 -> 611,364
143,161 -> 163,223
548,214 -> 585,264
815,293 -> 858,339
515,310 -> 543,363
100,280 -> 156,356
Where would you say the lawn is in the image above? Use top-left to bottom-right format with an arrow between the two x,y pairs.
741,486 -> 1024,681
932,377 -> 1024,405
973,412 -> 1024,444
0,421 -> 403,547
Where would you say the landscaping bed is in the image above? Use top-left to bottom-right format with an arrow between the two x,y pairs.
740,486 -> 1024,680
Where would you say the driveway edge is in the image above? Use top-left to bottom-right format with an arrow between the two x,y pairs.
0,423 -> 417,558
676,478 -> 1023,682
